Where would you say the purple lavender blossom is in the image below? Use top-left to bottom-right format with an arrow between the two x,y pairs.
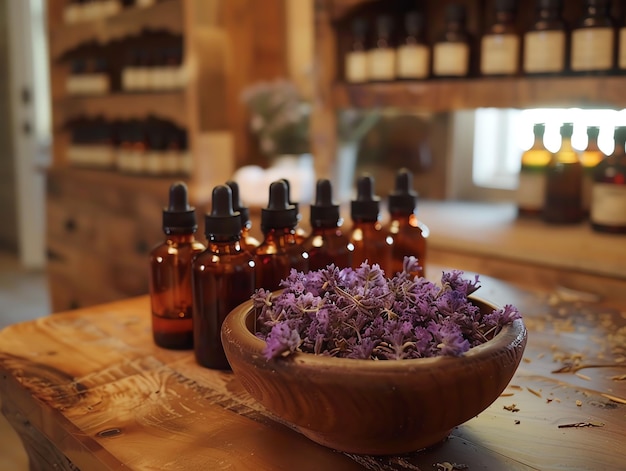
255,258 -> 521,360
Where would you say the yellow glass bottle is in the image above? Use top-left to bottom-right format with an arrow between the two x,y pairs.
517,123 -> 552,217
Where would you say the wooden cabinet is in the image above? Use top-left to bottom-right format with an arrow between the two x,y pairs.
310,0 -> 626,190
46,0 -> 288,311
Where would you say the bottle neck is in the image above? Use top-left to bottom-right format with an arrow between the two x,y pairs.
494,10 -> 515,25
165,232 -> 195,243
537,8 -> 560,20
262,227 -> 298,245
207,239 -> 243,254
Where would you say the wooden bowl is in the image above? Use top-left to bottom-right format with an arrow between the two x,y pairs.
221,295 -> 527,455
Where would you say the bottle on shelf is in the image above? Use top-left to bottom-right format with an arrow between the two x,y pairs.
570,0 -> 616,75
516,123 -> 552,217
367,15 -> 396,82
590,125 -> 626,233
149,182 -> 205,350
432,4 -> 472,78
396,11 -> 430,80
253,180 -> 309,291
192,185 -> 256,369
523,0 -> 567,75
386,168 -> 428,278
66,45 -> 110,96
543,123 -> 584,224
226,180 -> 261,252
480,0 -> 520,76
345,17 -> 369,83
302,179 -> 353,271
580,126 -> 606,215
348,174 -> 393,275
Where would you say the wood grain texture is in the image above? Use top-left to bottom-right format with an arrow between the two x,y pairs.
1,273 -> 625,470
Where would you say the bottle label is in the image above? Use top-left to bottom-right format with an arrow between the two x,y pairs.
481,34 -> 519,75
523,31 -> 565,73
517,170 -> 546,211
571,28 -> 614,71
367,48 -> 396,81
396,44 -> 430,79
618,28 -> 626,69
433,42 -> 469,76
345,51 -> 368,83
591,183 -> 626,225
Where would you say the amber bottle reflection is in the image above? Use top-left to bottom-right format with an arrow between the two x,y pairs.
386,168 -> 429,278
149,182 -> 205,349
348,174 -> 393,275
302,179 -> 353,271
192,185 -> 255,369
254,180 -> 309,291
543,123 -> 584,224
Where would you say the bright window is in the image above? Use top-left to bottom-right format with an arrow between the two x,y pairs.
471,108 -> 625,192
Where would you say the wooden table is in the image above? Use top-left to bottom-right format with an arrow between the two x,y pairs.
1,275 -> 625,471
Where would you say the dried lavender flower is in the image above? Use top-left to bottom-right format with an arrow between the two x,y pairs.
254,259 -> 521,360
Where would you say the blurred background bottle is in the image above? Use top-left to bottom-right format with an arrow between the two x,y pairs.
480,0 -> 520,77
543,123 -> 584,224
367,14 -> 396,81
590,126 -> 626,233
432,4 -> 472,78
523,0 -> 567,75
396,11 -> 430,80
570,0 -> 615,75
517,123 -> 551,217
345,17 -> 369,83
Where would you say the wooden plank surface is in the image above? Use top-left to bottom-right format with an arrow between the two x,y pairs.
1,274 -> 625,470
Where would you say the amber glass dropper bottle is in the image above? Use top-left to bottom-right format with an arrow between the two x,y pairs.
386,168 -> 429,278
226,180 -> 260,251
254,180 -> 309,291
302,179 -> 353,271
348,174 -> 393,275
149,181 -> 205,349
192,185 -> 255,369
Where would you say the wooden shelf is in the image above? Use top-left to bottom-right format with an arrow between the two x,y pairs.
333,76 -> 626,112
54,91 -> 187,128
50,0 -> 183,60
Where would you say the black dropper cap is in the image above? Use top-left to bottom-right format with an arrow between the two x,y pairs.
280,178 -> 301,220
205,185 -> 241,239
310,179 -> 341,228
388,168 -> 418,215
261,180 -> 298,232
225,180 -> 250,228
351,174 -> 381,222
537,0 -> 562,9
162,181 -> 197,234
